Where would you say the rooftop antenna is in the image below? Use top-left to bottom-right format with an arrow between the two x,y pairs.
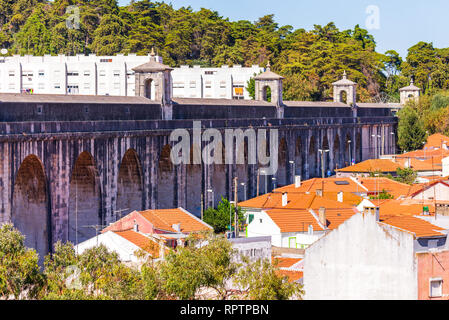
114,208 -> 130,221
81,224 -> 108,246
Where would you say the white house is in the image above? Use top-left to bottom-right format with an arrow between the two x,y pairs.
304,209 -> 447,300
410,181 -> 449,201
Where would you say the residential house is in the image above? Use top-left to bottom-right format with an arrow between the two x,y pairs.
241,191 -> 358,249
304,208 -> 449,300
103,207 -> 213,248
335,159 -> 404,178
75,229 -> 167,266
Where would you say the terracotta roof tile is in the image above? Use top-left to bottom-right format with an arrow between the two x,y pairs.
114,230 -> 161,257
274,178 -> 368,194
276,270 -> 303,282
272,257 -> 303,268
336,159 -> 404,173
265,209 -> 324,233
139,208 -> 212,233
381,216 -> 446,238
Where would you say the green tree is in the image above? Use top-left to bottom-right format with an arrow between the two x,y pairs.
203,197 -> 245,233
394,167 -> 418,185
0,224 -> 44,299
397,103 -> 427,152
234,257 -> 304,300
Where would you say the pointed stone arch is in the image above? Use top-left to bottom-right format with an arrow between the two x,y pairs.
345,133 -> 352,167
333,133 -> 341,170
116,149 -> 143,218
68,151 -> 102,246
294,137 -> 304,180
277,137 -> 288,187
308,135 -> 317,178
322,135 -> 330,177
157,144 -> 175,209
186,143 -> 202,216
12,155 -> 49,260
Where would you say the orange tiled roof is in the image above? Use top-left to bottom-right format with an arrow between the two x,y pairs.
381,216 -> 446,238
265,209 -> 324,232
272,257 -> 303,268
336,159 -> 404,173
424,133 -> 449,150
239,192 -> 354,211
323,208 -> 359,230
139,208 -> 212,233
358,177 -> 413,199
276,270 -> 303,282
114,230 -> 161,257
274,178 -> 368,194
376,199 -> 436,219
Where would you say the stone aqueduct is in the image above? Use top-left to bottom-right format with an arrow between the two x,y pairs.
0,117 -> 396,256
0,55 -> 400,257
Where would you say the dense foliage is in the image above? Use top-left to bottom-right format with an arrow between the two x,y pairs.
203,197 -> 246,233
0,225 -> 302,300
0,0 -> 432,103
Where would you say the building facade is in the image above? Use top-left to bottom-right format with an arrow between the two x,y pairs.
0,54 -> 262,99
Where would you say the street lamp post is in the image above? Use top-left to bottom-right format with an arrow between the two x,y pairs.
241,183 -> 247,201
272,177 -> 277,190
207,189 -> 214,209
347,140 -> 352,165
318,149 -> 330,178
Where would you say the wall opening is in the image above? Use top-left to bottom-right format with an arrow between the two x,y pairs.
262,85 -> 272,102
117,149 -> 143,219
339,90 -> 348,104
157,144 -> 175,209
68,151 -> 101,246
12,155 -> 49,263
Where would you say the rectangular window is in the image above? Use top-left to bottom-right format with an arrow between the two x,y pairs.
99,70 -> 106,76
113,70 -> 120,77
100,58 -> 112,63
67,71 -> 79,76
84,71 -> 90,77
8,71 -> 14,77
54,84 -> 60,89
190,81 -> 196,88
173,82 -> 185,89
204,71 -> 215,75
430,279 -> 443,298
38,83 -> 45,89
220,81 -> 226,89
84,83 -> 90,89
205,81 -> 212,89
113,82 -> 120,89
8,83 -> 14,89
233,86 -> 244,96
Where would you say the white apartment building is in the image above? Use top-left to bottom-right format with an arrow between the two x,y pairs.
0,54 -> 262,99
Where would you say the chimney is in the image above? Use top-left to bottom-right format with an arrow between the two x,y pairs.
133,220 -> 139,232
375,207 -> 380,222
318,207 -> 327,228
316,189 -> 323,197
282,192 -> 288,207
337,191 -> 343,203
172,223 -> 181,233
295,175 -> 302,188
405,158 -> 411,168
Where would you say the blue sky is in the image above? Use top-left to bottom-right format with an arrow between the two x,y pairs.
118,0 -> 449,58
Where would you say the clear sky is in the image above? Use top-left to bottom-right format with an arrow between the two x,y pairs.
117,0 -> 449,58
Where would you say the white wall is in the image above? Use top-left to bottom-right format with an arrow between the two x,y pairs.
412,183 -> 449,201
304,212 -> 418,300
0,55 -> 262,99
247,210 -> 282,246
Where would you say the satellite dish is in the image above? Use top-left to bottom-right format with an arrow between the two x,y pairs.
0,48 -> 7,55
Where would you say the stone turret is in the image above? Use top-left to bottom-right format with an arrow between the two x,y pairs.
399,79 -> 421,105
332,71 -> 357,106
133,48 -> 174,120
254,61 -> 285,118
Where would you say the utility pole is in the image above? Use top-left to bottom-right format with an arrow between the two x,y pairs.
234,177 -> 239,238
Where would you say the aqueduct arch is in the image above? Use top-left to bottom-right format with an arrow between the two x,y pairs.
12,155 -> 49,260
